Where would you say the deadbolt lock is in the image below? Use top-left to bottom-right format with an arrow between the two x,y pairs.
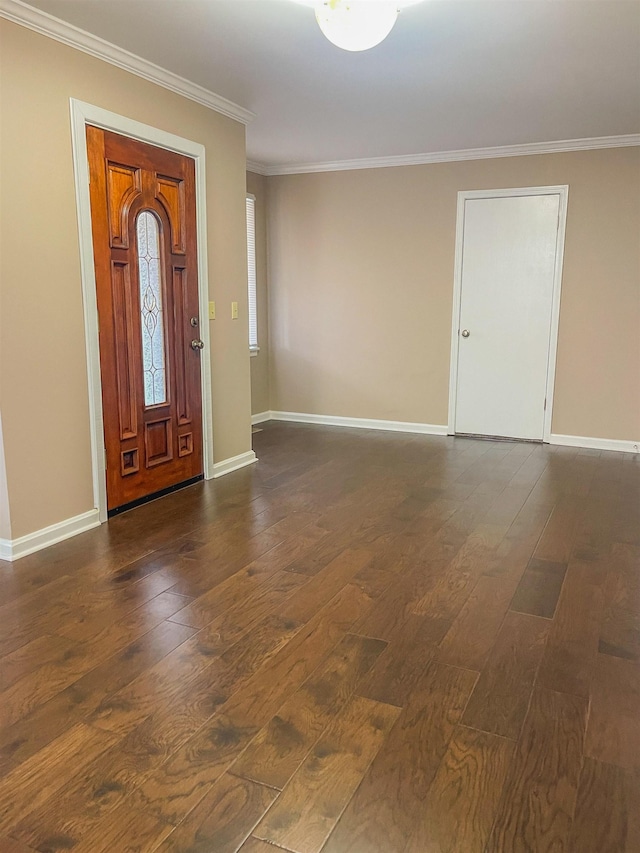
190,317 -> 199,327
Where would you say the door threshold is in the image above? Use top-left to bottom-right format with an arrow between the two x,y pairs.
108,474 -> 204,518
455,433 -> 543,444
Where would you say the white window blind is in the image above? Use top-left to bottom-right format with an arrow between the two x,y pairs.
246,195 -> 258,351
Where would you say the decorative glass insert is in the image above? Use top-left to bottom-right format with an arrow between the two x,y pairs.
136,211 -> 167,406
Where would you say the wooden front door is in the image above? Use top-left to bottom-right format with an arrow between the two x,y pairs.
87,127 -> 203,513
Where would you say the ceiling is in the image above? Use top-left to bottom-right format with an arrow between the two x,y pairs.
16,0 -> 640,170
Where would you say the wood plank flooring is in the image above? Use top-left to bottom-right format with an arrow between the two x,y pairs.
0,421 -> 638,852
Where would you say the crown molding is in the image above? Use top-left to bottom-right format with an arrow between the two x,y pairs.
0,0 -> 255,125
4,1 -> 637,174
246,160 -> 270,176
255,134 -> 640,176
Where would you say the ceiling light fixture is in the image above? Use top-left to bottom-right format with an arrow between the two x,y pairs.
292,0 -> 424,52
315,1 -> 399,52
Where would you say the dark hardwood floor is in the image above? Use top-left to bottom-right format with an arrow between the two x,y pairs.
0,421 -> 638,853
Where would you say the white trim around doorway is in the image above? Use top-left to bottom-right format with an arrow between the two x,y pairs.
447,185 -> 569,443
69,99 -> 215,523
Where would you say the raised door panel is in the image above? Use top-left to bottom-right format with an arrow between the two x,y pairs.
145,418 -> 173,467
156,175 -> 186,254
110,261 -> 138,441
172,266 -> 191,427
106,164 -> 142,249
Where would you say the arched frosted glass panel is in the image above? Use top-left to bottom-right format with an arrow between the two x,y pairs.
137,211 -> 167,406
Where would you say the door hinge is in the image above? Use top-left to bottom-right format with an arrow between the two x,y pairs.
544,397 -> 547,411
104,448 -> 108,470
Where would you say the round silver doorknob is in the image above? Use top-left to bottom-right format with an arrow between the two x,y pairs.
461,329 -> 470,338
190,339 -> 204,350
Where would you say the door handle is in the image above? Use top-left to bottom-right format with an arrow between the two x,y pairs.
461,329 -> 470,338
190,339 -> 204,351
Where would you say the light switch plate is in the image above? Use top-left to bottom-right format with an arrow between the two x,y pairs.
231,301 -> 239,319
208,301 -> 215,320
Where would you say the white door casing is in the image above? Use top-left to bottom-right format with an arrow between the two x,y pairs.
448,186 -> 568,442
70,99 -> 215,522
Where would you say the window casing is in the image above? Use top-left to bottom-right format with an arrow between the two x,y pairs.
246,194 -> 258,353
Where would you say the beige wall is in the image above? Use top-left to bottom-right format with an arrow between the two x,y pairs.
0,414 -> 10,541
247,171 -> 270,416
267,148 -> 640,442
0,20 -> 252,539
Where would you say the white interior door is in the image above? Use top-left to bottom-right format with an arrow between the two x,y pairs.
452,191 -> 564,441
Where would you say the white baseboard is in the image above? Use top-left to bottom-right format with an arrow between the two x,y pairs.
0,450 -> 261,561
251,411 -> 272,426
0,508 -> 101,563
252,414 -> 638,452
550,434 -> 639,454
269,410 -> 448,436
212,450 -> 258,478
